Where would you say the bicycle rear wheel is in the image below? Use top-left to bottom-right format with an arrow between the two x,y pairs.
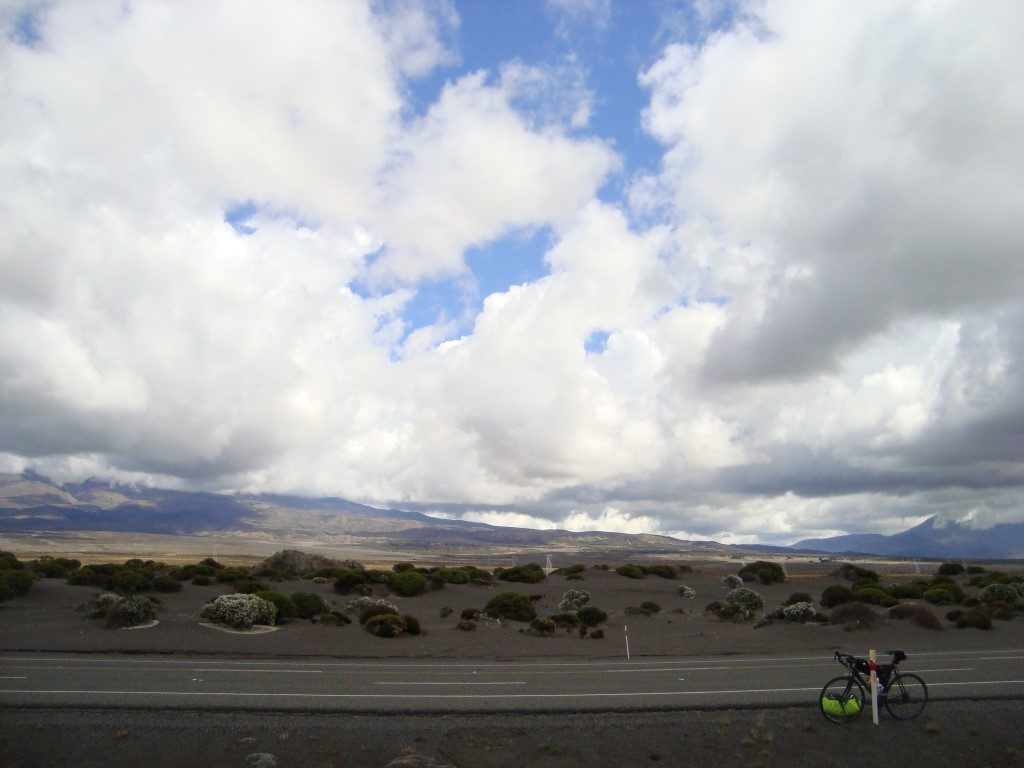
884,672 -> 928,719
819,675 -> 866,723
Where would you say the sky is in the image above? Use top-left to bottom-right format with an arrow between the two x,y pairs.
1,0 -> 1022,545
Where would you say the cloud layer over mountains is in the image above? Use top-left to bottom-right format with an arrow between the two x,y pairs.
1,0 -> 1022,544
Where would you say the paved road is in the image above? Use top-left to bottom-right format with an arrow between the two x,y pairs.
2,647 -> 1022,713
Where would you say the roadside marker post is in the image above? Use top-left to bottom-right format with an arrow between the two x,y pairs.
869,649 -> 879,725
624,625 -> 630,660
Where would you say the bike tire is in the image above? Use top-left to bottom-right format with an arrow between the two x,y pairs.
884,672 -> 928,720
819,675 -> 866,723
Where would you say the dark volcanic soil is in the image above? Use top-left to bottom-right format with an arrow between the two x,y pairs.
1,560 -> 1021,659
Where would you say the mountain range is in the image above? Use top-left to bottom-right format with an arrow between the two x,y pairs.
1,472 -> 1021,560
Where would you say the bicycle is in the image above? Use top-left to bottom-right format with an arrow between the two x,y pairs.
819,649 -> 928,723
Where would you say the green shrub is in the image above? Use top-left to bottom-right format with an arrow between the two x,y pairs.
553,564 -> 586,578
854,587 -> 897,607
630,601 -> 661,616
821,584 -> 855,608
784,592 -> 813,606
985,601 -> 1017,620
929,577 -> 965,602
923,587 -> 956,605
642,565 -> 678,579
393,562 -> 416,572
956,607 -> 992,630
402,615 -> 421,635
232,578 -> 266,594
253,591 -> 297,623
0,569 -> 34,598
576,606 -> 607,627
460,608 -> 480,620
30,556 -> 80,578
216,568 -> 249,583
715,587 -> 765,622
107,569 -> 149,594
966,566 -> 986,575
549,612 -> 581,627
615,564 -> 645,579
390,571 -> 428,597
359,604 -> 400,625
530,618 -> 556,635
363,569 -> 394,585
333,569 -> 368,593
738,561 -> 786,585
889,604 -> 942,630
107,595 -> 157,628
153,574 -> 183,593
192,575 -> 212,586
831,564 -> 880,582
200,593 -> 276,629
290,591 -> 329,619
888,583 -> 924,599
484,592 -> 537,622
456,620 -> 476,631
979,584 -> 1019,604
365,613 -> 407,637
493,564 -> 546,584
678,585 -> 696,599
828,602 -> 879,629
937,562 -> 965,576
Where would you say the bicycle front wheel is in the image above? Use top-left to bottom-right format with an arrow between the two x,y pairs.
884,672 -> 928,720
819,675 -> 866,723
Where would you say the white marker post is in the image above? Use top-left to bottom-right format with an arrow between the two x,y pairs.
869,649 -> 879,725
624,625 -> 631,660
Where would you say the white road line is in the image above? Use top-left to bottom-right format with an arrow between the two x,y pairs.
906,667 -> 973,674
375,681 -> 526,686
0,676 -> 27,680
927,680 -> 1024,688
199,669 -> 324,674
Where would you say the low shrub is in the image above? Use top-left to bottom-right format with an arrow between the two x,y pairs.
642,565 -> 678,579
192,575 -> 212,586
627,601 -> 661,616
721,574 -> 743,589
549,612 -> 581,627
216,568 -> 249,583
979,584 -> 1019,604
590,628 -> 604,639
783,592 -> 813,606
830,564 -> 880,582
888,603 -> 942,630
152,574 -> 182,593
493,564 -> 546,584
360,604 -> 400,625
937,562 -> 965,576
828,602 -> 879,630
460,608 -> 480,621
200,593 -> 276,629
577,606 -> 608,627
966,565 -> 986,575
393,562 -> 416,572
615,564 -> 645,580
821,584 -> 855,608
365,613 -> 407,637
923,587 -> 957,605
986,601 -> 1017,620
312,610 -> 351,626
0,568 -> 34,599
288,592 -> 328,619
107,594 -> 158,628
402,615 -> 421,635
232,578 -> 266,594
929,576 -> 966,602
253,591 -> 297,623
715,587 -> 765,622
956,607 -> 992,630
29,556 -> 80,578
553,564 -> 586,578
390,571 -> 428,597
333,569 -> 369,593
344,596 -> 397,615
678,585 -> 696,599
456,620 -> 476,631
854,587 -> 897,607
888,583 -> 924,600
677,564 -> 694,574
530,618 -> 556,635
484,592 -> 537,622
68,567 -> 98,586
738,561 -> 786,585
557,589 -> 591,612
782,602 -> 816,622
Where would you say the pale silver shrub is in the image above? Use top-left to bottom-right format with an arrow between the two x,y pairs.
108,595 -> 157,627
722,574 -> 744,589
200,593 -> 276,629
344,596 -> 398,615
782,601 -> 816,622
678,585 -> 696,599
557,589 -> 591,612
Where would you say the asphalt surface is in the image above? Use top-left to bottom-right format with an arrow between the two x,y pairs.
2,647 -> 1022,713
